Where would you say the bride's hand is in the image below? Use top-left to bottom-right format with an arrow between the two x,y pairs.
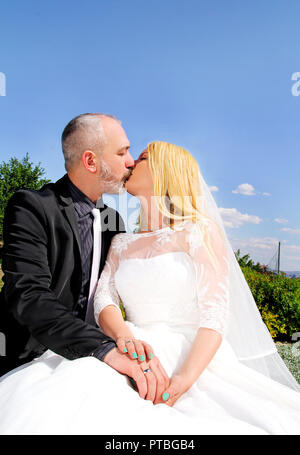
116,336 -> 154,362
159,374 -> 191,407
115,337 -> 171,404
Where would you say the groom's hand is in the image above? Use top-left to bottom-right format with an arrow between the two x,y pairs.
102,347 -> 170,403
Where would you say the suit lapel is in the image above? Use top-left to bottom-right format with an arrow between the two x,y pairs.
54,175 -> 114,279
54,174 -> 82,257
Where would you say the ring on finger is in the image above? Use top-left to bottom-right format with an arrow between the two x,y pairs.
143,368 -> 151,374
125,340 -> 133,344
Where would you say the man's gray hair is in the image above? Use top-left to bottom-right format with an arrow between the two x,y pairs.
61,113 -> 121,171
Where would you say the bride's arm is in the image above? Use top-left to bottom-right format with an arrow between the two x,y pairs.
93,240 -> 136,348
97,301 -> 155,362
159,220 -> 229,406
159,328 -> 222,405
94,241 -> 155,362
98,305 -> 134,342
94,260 -> 139,359
159,328 -> 222,406
176,327 -> 222,387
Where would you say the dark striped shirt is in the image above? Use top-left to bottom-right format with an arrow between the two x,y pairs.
66,176 -> 117,361
66,176 -> 103,320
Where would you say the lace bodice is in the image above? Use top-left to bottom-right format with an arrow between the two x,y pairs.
93,219 -> 230,337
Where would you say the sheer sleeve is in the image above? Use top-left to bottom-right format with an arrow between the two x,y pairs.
93,236 -> 123,325
187,219 -> 230,337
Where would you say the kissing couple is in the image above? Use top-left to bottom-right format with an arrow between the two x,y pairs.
0,113 -> 300,435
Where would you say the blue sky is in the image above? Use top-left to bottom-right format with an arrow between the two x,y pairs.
0,0 -> 299,270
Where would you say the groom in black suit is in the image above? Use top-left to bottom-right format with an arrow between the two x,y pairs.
0,113 -> 168,400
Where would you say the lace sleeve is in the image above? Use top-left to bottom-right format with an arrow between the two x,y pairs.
93,236 -> 122,326
188,219 -> 230,337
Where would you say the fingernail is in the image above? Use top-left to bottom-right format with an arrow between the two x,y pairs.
139,355 -> 145,361
162,392 -> 169,401
123,347 -> 128,353
132,352 -> 138,359
149,353 -> 154,359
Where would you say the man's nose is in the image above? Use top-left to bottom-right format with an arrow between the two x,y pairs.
126,153 -> 135,169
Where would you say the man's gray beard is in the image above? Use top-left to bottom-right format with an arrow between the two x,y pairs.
99,158 -> 126,194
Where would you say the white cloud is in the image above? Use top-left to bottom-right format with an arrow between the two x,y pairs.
281,227 -> 300,235
230,236 -> 279,250
284,244 -> 300,252
232,183 -> 271,197
219,207 -> 262,228
208,185 -> 219,192
232,183 -> 256,196
275,218 -> 289,224
284,255 -> 300,261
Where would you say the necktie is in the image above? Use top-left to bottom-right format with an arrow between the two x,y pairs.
85,208 -> 102,324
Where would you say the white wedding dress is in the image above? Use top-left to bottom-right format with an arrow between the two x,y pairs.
0,220 -> 300,435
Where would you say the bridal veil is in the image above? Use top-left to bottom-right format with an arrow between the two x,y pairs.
196,169 -> 299,391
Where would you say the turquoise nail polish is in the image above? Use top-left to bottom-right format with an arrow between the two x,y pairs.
123,347 -> 128,353
132,352 -> 138,359
149,353 -> 154,359
162,392 -> 169,401
139,355 -> 145,361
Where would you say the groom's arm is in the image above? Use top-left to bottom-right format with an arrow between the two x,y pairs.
1,190 -> 119,361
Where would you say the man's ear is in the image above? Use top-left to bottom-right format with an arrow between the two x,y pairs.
81,150 -> 97,173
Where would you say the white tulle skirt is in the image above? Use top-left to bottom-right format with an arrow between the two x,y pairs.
0,321 -> 300,435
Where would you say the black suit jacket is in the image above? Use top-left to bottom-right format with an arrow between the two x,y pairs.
0,174 -> 125,376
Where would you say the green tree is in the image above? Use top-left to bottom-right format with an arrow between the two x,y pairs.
0,153 -> 51,239
234,249 -> 255,268
234,249 -> 269,273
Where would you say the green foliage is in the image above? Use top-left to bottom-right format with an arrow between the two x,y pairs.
234,249 -> 266,272
0,153 -> 51,239
120,301 -> 126,320
241,265 -> 300,340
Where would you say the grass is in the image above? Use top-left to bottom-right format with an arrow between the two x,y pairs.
0,263 -> 299,384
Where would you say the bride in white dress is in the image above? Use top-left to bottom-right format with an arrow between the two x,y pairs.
0,141 -> 299,435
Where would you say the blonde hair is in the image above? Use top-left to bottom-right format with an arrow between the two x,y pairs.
138,141 -> 223,272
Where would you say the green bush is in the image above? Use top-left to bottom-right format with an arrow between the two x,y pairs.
0,153 -> 50,239
241,266 -> 300,340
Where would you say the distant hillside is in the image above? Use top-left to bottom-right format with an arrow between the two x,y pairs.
283,271 -> 300,279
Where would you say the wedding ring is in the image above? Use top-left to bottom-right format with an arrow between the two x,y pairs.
143,368 -> 151,374
125,340 -> 133,344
